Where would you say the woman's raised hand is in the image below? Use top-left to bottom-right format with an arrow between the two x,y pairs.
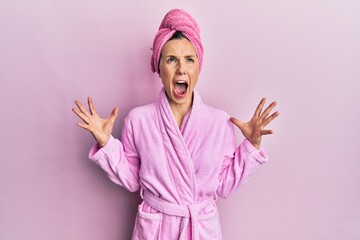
72,97 -> 119,147
230,98 -> 279,150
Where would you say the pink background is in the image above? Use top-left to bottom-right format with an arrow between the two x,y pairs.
1,0 -> 359,239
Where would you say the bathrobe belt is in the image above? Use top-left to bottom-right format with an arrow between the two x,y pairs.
143,190 -> 215,240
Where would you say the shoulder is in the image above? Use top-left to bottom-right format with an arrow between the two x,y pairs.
124,102 -> 157,126
198,102 -> 234,133
195,91 -> 230,120
128,102 -> 156,117
197,102 -> 235,142
200,103 -> 231,121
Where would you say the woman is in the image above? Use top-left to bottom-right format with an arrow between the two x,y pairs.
72,9 -> 279,240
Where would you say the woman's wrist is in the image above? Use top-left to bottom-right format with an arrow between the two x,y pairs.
98,135 -> 110,148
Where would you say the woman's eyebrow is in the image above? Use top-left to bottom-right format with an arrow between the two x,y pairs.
164,54 -> 177,58
164,55 -> 196,58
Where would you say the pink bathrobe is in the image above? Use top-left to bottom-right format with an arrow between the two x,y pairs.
88,88 -> 268,240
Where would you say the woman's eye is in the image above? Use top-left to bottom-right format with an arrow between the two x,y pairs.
167,57 -> 176,63
186,58 -> 194,63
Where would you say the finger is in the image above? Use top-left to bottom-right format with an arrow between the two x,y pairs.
230,117 -> 245,129
109,107 -> 119,121
75,100 -> 91,117
72,108 -> 90,124
88,97 -> 97,115
254,98 -> 266,117
77,122 -> 90,131
260,101 -> 277,119
263,111 -> 280,127
260,129 -> 274,135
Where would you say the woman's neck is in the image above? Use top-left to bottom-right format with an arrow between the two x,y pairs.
168,93 -> 193,128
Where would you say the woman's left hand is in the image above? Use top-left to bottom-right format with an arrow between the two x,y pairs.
230,98 -> 279,150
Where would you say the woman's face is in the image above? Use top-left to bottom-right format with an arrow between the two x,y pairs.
159,38 -> 199,108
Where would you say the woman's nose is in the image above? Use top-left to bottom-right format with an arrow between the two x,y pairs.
176,60 -> 185,75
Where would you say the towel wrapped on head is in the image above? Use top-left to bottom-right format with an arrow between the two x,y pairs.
151,9 -> 204,73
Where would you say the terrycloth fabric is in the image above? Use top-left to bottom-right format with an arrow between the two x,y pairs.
151,9 -> 204,73
88,88 -> 269,240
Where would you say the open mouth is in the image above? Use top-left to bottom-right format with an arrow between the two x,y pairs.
174,81 -> 188,95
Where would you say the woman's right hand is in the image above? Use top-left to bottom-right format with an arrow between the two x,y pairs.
72,97 -> 119,147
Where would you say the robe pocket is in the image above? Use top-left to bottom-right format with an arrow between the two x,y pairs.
132,202 -> 162,240
198,203 -> 221,240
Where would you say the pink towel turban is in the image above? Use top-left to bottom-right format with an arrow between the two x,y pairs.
151,9 -> 204,73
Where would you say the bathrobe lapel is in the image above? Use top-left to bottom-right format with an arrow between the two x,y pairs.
157,88 -> 201,204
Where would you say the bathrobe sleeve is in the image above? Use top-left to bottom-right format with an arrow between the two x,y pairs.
88,116 -> 141,192
216,121 -> 269,198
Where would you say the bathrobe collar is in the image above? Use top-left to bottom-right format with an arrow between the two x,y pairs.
158,87 -> 202,138
157,87 -> 202,202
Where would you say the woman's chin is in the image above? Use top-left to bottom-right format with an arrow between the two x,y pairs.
167,89 -> 192,106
